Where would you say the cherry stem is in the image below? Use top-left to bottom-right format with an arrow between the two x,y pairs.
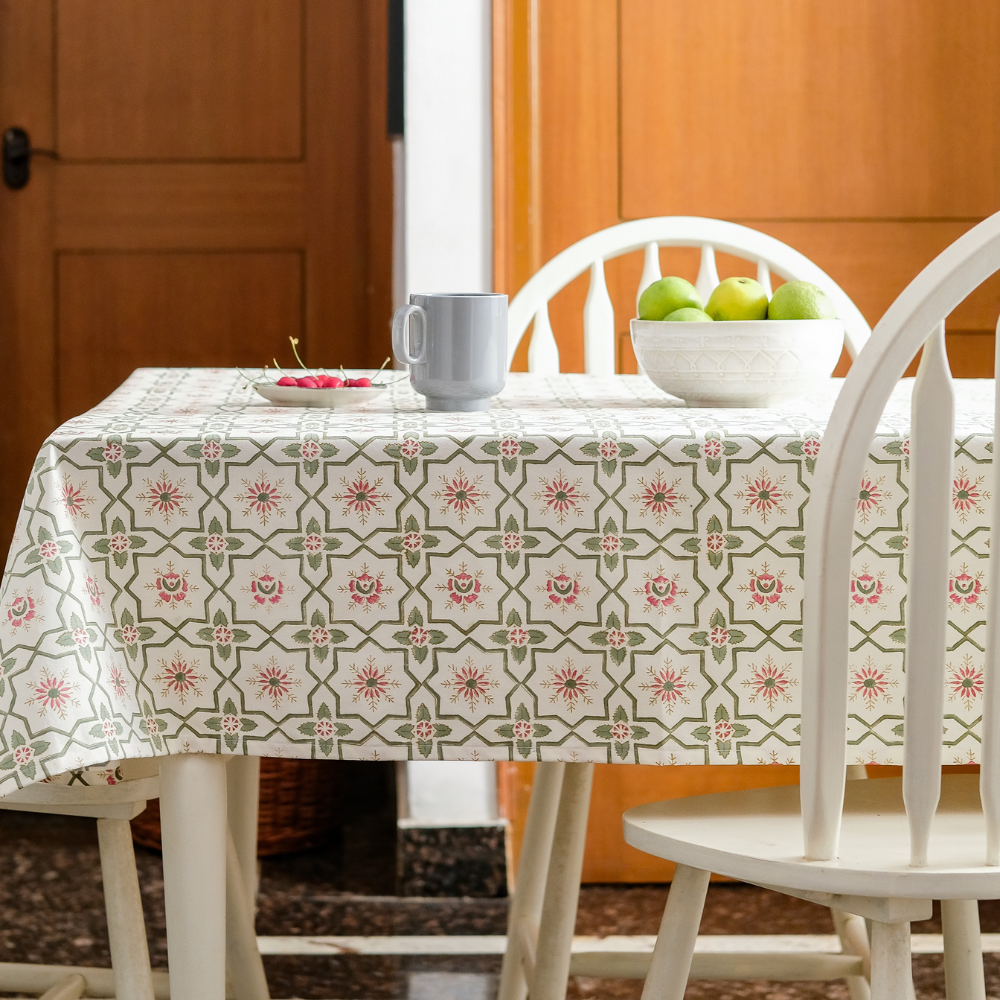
272,358 -> 297,378
288,336 -> 310,371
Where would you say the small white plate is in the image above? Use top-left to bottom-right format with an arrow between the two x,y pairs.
253,383 -> 388,408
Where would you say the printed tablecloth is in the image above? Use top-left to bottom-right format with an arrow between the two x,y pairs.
0,369 -> 994,789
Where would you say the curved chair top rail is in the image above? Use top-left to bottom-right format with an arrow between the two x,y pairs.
507,216 -> 871,369
801,209 -> 1000,867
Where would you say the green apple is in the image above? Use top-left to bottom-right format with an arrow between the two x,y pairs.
767,280 -> 836,320
663,307 -> 712,322
637,276 -> 702,321
705,277 -> 769,321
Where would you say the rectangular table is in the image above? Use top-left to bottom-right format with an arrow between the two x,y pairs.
0,370 -> 993,783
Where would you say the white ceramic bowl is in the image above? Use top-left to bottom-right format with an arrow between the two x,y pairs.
253,383 -> 387,408
630,318 -> 845,407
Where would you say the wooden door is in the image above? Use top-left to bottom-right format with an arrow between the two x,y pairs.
0,0 -> 392,553
493,0 -> 1000,881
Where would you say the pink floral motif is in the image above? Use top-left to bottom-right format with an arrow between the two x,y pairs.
303,533 -> 324,554
247,570 -> 287,609
349,657 -> 400,707
703,438 -> 723,461
333,470 -> 385,524
949,565 -> 986,611
239,476 -> 291,526
849,566 -> 891,611
639,662 -> 690,710
148,564 -> 194,608
399,437 -> 422,460
205,533 -> 226,555
103,441 -> 124,463
444,657 -> 496,707
739,563 -> 791,611
600,533 -> 621,554
299,440 -> 322,462
856,473 -> 891,524
598,439 -> 621,461
508,626 -> 530,646
119,624 -> 139,645
512,719 -> 532,739
60,478 -> 94,519
607,629 -> 628,649
433,468 -> 489,524
440,564 -> 489,610
213,624 -> 235,645
315,719 -> 335,739
850,657 -> 897,710
108,664 -> 127,700
636,568 -> 687,615
85,574 -> 104,609
948,654 -> 985,710
340,564 -> 391,612
534,471 -> 589,525
499,438 -> 521,460
802,438 -> 820,459
953,468 -> 991,524
501,533 -> 522,552
139,473 -> 192,523
631,472 -> 687,526
540,567 -> 588,613
402,532 -> 424,552
153,656 -> 206,705
541,659 -> 593,709
706,532 -> 724,554
220,714 -> 240,735
254,656 -> 301,709
714,719 -> 735,740
38,539 -> 60,561
108,532 -> 130,554
201,440 -> 223,462
13,745 -> 34,766
610,720 -> 632,741
737,470 -> 789,524
409,625 -> 429,647
742,655 -> 796,710
6,592 -> 38,629
27,671 -> 79,718
708,625 -> 730,647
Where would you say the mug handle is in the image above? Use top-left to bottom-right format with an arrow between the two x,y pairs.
392,304 -> 428,365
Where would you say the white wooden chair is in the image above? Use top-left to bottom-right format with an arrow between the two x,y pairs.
497,219 -> 875,1000
0,756 -> 269,1000
507,216 -> 871,373
622,211 -> 1000,1000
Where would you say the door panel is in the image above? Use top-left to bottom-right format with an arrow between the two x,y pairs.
56,252 -> 302,420
55,164 -> 306,249
56,0 -> 303,160
620,0 -> 1000,219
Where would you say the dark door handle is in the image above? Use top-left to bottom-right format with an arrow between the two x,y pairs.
3,127 -> 58,190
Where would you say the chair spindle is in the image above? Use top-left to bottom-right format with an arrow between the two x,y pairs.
637,241 -> 662,311
756,260 -> 773,298
583,259 -> 616,375
694,245 -> 720,306
902,321 -> 954,866
527,303 -> 560,375
982,312 -> 1000,864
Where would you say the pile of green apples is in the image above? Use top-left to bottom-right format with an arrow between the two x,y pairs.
637,275 -> 836,323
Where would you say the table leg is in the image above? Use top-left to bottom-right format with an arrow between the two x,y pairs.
160,754 -> 228,1000
941,899 -> 986,1000
528,761 -> 595,1000
226,756 -> 261,912
497,762 -> 566,1000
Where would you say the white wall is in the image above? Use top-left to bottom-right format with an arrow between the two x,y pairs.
404,0 -> 493,296
401,1 -> 497,825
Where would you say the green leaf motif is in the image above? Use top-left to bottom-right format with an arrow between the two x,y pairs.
790,628 -> 803,644
691,726 -> 711,742
384,437 -> 437,474
716,740 -> 732,758
886,535 -> 907,551
287,516 -> 342,570
787,535 -> 806,551
681,537 -> 700,554
890,628 -> 906,643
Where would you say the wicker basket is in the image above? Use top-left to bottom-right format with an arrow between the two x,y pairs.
131,758 -> 341,856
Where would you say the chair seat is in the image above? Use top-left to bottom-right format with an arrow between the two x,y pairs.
624,775 -> 1000,900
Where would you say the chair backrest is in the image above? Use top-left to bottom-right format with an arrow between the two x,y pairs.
801,210 -> 1000,866
507,217 -> 871,374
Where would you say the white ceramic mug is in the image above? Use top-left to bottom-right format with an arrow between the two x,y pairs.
392,292 -> 507,411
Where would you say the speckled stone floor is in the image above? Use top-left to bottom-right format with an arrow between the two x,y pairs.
1,763 -> 998,999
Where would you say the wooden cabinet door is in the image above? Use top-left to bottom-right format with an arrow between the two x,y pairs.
0,0 -> 392,552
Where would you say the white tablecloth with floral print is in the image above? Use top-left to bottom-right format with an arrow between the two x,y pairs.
0,369 -> 993,790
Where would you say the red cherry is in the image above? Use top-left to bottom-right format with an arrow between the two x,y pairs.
296,376 -> 320,388
276,376 -> 297,386
318,375 -> 344,388
348,377 -> 372,388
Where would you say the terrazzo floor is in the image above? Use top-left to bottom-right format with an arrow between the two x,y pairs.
1,764 -> 998,999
